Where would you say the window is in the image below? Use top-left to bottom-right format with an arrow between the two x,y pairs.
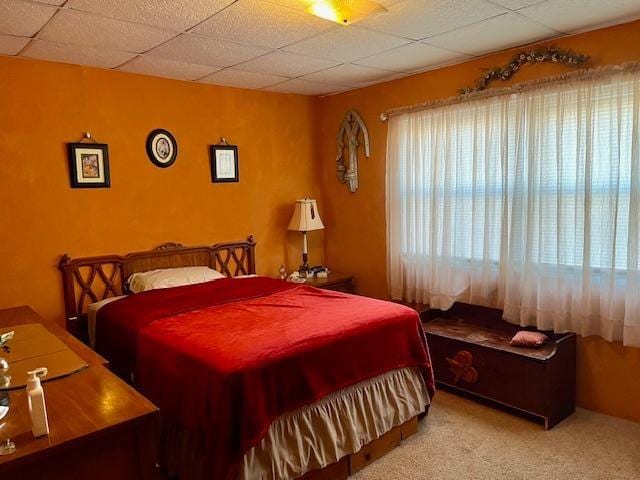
386,70 -> 640,346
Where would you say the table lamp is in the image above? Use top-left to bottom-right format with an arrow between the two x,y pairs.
288,199 -> 324,276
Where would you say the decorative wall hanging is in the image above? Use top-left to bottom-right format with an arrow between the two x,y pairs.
381,62 -> 639,122
460,47 -> 590,94
146,129 -> 177,168
336,110 -> 370,193
210,138 -> 239,183
67,132 -> 110,188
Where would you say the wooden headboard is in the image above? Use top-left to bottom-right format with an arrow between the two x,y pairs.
59,235 -> 256,339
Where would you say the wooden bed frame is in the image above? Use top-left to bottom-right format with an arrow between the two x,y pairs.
58,235 -> 256,340
58,235 -> 425,479
301,415 -> 421,480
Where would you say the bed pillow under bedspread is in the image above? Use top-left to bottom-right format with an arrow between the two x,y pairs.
96,277 -> 434,480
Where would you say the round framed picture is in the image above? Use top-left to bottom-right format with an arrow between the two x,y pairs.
146,129 -> 177,168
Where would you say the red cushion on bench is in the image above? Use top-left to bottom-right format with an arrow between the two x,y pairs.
510,331 -> 549,347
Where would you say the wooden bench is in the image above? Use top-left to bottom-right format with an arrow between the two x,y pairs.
422,303 -> 576,429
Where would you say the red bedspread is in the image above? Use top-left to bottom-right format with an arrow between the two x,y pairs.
97,277 -> 434,479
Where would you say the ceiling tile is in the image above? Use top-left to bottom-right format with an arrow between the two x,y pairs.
301,63 -> 395,87
0,34 -> 29,55
260,0 -> 311,11
356,71 -> 409,87
488,0 -> 544,9
375,0 -> 406,7
66,0 -> 233,31
192,0 -> 335,49
355,42 -> 465,72
357,0 -> 506,40
199,69 -> 288,89
39,9 -> 175,53
426,12 -> 557,56
31,0 -> 65,5
283,25 -> 409,62
265,0 -> 405,11
519,0 -> 640,33
0,0 -> 57,37
21,39 -> 136,68
234,50 -> 339,77
147,33 -> 268,67
118,55 -> 219,81
264,78 -> 345,95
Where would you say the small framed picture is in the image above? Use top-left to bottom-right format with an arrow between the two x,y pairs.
67,143 -> 110,188
210,145 -> 239,183
146,129 -> 177,168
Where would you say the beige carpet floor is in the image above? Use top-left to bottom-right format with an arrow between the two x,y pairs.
352,391 -> 640,480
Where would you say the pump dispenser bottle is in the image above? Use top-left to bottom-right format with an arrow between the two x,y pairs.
26,367 -> 49,437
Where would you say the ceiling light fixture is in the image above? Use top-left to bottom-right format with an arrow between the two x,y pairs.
306,0 -> 387,25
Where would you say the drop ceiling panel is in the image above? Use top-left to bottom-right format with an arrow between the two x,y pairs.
199,69 -> 288,89
264,78 -> 345,95
192,0 -> 335,49
375,0 -> 406,7
355,42 -> 466,73
147,33 -> 268,67
235,50 -> 339,77
426,12 -> 557,56
0,0 -> 57,37
357,0 -> 506,40
489,0 -> 543,9
66,0 -> 234,32
266,0 -> 410,11
32,0 -> 66,5
518,0 -> 640,33
5,0 -> 640,95
118,55 -> 219,81
283,25 -> 410,62
357,71 -> 408,87
0,34 -> 29,55
39,9 -> 175,53
260,0 -> 312,12
301,63 -> 395,87
22,39 -> 136,68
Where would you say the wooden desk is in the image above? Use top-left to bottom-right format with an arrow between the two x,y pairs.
0,306 -> 159,480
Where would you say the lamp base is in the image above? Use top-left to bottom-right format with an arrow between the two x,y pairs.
298,251 -> 310,277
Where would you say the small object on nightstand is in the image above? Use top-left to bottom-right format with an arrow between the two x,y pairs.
279,265 -> 287,280
310,265 -> 329,277
287,271 -> 307,283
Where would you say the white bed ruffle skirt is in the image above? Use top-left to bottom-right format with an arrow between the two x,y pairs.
242,366 -> 429,480
159,367 -> 429,480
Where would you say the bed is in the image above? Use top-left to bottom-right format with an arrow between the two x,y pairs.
59,236 -> 434,480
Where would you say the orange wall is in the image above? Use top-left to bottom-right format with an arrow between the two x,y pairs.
317,20 -> 640,423
0,56 -> 323,321
2,20 -> 640,424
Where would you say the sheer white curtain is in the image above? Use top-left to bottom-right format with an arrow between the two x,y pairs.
386,71 -> 640,346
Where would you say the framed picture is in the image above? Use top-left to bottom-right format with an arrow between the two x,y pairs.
210,145 -> 239,183
67,143 -> 110,188
146,129 -> 177,168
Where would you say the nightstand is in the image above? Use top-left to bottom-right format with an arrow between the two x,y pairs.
304,271 -> 354,293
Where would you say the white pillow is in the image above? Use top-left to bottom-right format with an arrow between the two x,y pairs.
127,266 -> 225,293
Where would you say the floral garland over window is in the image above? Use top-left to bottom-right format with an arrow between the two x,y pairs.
460,47 -> 590,95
